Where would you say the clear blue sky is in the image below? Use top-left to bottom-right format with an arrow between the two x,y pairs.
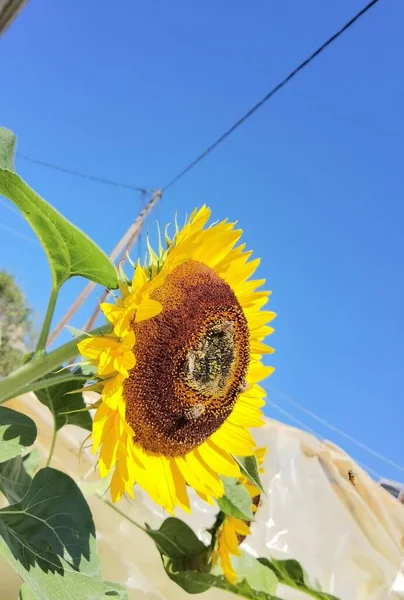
1,0 -> 403,482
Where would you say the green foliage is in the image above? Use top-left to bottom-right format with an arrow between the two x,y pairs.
217,477 -> 254,520
0,468 -> 127,599
0,270 -> 34,377
258,558 -> 340,600
0,467 -> 94,573
0,128 -> 118,291
147,517 -> 280,599
164,557 -> 281,598
145,517 -> 206,560
0,406 -> 37,462
234,454 -> 265,494
34,367 -> 92,432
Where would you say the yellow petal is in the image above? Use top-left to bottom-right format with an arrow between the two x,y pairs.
101,303 -> 124,326
249,341 -> 275,355
211,422 -> 255,456
170,459 -> 191,513
98,349 -> 117,376
121,330 -> 136,350
114,350 -> 136,375
77,336 -> 114,361
184,451 -> 224,498
143,453 -> 176,513
229,402 -> 265,428
92,403 -> 115,452
99,414 -> 120,476
102,375 -> 125,410
132,261 -> 147,291
198,441 -> 240,478
135,298 -> 163,322
110,466 -> 126,503
247,311 -> 276,331
175,456 -> 211,496
247,363 -> 275,383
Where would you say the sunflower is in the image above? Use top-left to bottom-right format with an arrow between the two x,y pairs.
77,206 -> 275,512
212,447 -> 266,584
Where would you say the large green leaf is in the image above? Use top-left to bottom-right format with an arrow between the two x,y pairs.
14,540 -> 128,600
0,468 -> 127,599
0,406 -> 37,463
217,477 -> 253,521
0,467 -> 94,573
35,368 -> 92,432
234,454 -> 265,494
0,128 -> 118,290
145,517 -> 207,560
258,558 -> 340,600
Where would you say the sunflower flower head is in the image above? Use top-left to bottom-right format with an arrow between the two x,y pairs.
78,207 -> 275,513
212,447 -> 267,584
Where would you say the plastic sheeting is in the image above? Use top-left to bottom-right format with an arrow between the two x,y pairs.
1,393 -> 403,600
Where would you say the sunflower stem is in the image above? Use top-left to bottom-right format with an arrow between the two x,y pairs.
0,323 -> 112,405
45,419 -> 57,467
35,285 -> 60,356
102,499 -> 146,533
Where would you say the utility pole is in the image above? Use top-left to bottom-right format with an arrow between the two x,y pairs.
0,0 -> 27,36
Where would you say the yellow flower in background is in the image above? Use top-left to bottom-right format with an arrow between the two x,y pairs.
78,207 -> 275,512
213,447 -> 266,584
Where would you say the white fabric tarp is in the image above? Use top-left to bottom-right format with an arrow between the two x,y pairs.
1,393 -> 403,600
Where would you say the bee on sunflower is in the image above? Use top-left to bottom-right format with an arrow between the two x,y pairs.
211,447 -> 266,583
78,206 -> 275,512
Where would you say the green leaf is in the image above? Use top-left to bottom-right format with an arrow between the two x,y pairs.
258,558 -> 340,600
0,467 -> 127,599
19,584 -> 38,600
17,371 -> 89,398
145,517 -> 207,560
0,454 -> 32,504
234,454 -> 265,494
0,127 -> 15,169
164,559 -> 282,599
0,128 -> 118,290
0,467 -> 94,573
35,368 -> 92,432
0,406 -> 37,463
15,541 -> 128,600
232,553 -> 278,596
217,477 -> 253,521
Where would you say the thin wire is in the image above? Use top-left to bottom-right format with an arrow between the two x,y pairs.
0,222 -> 39,245
162,0 -> 381,192
0,196 -> 22,217
267,398 -> 383,480
16,153 -> 148,194
269,386 -> 404,475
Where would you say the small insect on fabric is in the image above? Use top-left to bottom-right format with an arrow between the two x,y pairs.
348,469 -> 356,486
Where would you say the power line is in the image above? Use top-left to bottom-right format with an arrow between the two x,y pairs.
16,153 -> 148,194
162,0 -> 381,192
267,398 -> 383,480
0,222 -> 38,245
269,386 -> 404,476
0,196 -> 21,217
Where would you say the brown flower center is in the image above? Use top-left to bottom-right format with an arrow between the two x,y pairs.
123,259 -> 250,456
